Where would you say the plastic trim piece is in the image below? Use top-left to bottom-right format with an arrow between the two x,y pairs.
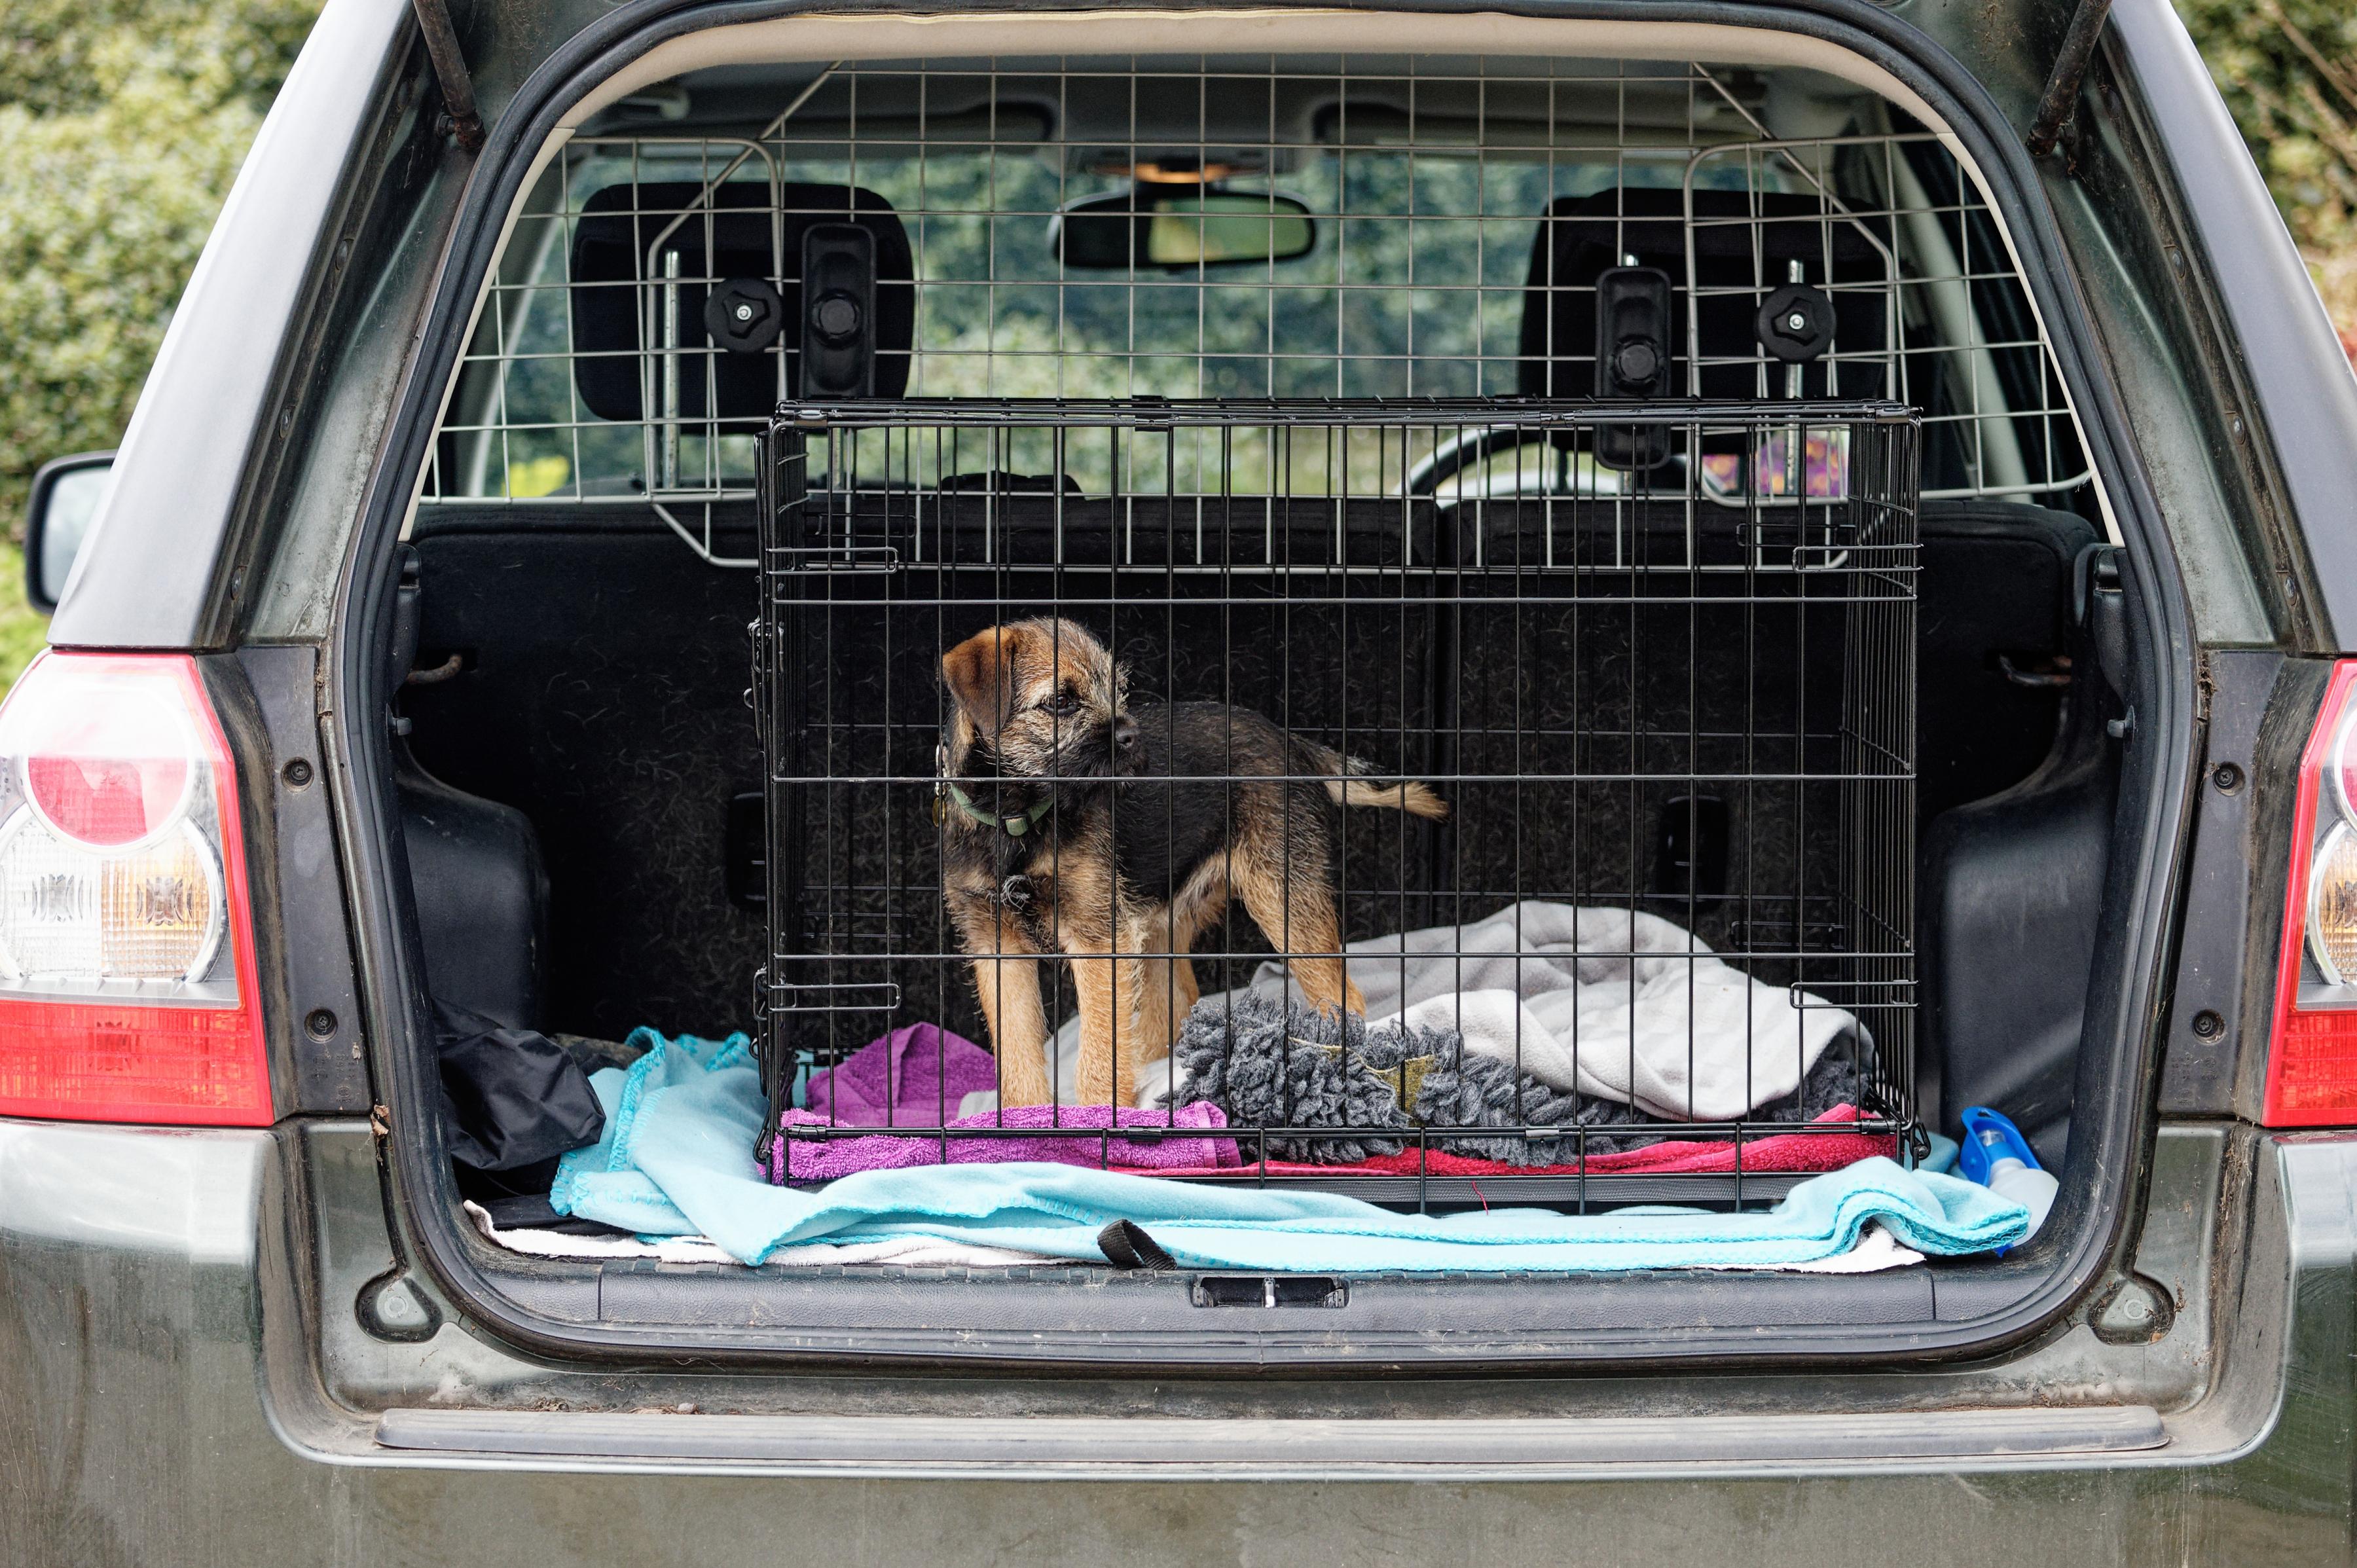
375,1404 -> 2169,1470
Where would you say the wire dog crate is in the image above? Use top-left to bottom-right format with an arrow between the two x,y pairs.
755,396 -> 1919,1207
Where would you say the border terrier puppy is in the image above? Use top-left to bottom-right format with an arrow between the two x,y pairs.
938,618 -> 1447,1110
938,619 -> 1141,1110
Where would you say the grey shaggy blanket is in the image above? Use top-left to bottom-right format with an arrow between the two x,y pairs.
1160,991 -> 1865,1165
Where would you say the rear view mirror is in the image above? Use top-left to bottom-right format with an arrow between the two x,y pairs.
24,452 -> 114,613
1051,189 -> 1316,270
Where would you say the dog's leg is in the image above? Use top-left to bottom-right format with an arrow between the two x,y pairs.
959,908 -> 1055,1108
1129,854 -> 1230,1102
1127,910 -> 1193,1103
1166,860 -> 1224,1027
1171,945 -> 1201,1015
1234,825 -> 1364,1019
1057,862 -> 1137,1110
1148,949 -> 1201,1103
1067,945 -> 1139,1111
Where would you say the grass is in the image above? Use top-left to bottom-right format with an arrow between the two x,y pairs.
0,541 -> 52,699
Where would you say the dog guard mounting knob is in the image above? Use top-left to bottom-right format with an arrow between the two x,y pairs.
1757,283 -> 1836,363
706,279 -> 785,354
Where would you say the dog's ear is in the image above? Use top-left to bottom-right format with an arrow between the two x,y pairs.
941,623 -> 1031,733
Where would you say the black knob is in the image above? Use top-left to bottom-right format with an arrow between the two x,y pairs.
1755,282 -> 1836,363
811,290 -> 864,346
704,278 -> 784,354
1611,337 -> 1662,389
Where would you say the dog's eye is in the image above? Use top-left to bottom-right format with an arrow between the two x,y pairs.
1046,690 -> 1082,717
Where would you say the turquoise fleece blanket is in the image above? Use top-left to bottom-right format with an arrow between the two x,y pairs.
552,1030 -> 2028,1270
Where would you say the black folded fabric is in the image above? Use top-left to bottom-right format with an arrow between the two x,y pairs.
433,1000 -> 607,1182
477,1191 -> 636,1238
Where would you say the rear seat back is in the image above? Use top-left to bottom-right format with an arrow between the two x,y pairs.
569,181 -> 914,421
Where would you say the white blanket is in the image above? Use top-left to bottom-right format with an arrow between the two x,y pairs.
1704,1224 -> 1922,1273
963,902 -> 1858,1123
465,1201 -> 1071,1269
1241,902 -> 1859,1121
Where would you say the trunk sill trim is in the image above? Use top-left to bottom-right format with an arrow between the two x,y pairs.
376,1404 -> 2167,1469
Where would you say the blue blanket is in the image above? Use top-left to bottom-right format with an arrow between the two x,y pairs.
553,1030 -> 2028,1270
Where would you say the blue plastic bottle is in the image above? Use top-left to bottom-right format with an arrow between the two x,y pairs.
1957,1106 -> 2058,1239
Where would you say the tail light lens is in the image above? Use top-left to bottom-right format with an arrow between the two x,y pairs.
0,651 -> 270,1125
2267,661 -> 2357,1124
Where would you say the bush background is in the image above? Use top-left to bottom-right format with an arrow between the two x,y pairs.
0,1 -> 2348,687
0,0 -> 320,682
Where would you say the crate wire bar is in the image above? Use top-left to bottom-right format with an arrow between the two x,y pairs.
423,54 -> 2081,547
758,397 -> 1919,1210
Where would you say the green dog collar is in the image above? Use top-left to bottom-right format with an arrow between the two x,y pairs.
944,783 -> 1055,837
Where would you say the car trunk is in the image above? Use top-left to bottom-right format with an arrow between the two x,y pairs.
405,500 -> 2110,1104
363,29 -> 2160,1362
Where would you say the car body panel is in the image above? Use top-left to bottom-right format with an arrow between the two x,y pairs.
3,1117 -> 2351,1559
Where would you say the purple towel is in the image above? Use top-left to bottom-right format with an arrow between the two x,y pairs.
771,1102 -> 1243,1182
807,1022 -> 1000,1126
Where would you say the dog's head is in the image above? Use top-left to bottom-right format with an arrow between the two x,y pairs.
941,618 -> 1138,781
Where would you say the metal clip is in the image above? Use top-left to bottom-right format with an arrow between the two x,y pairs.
746,618 -> 769,738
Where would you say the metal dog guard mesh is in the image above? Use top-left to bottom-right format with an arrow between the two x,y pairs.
757,398 -> 1918,1207
422,54 -> 2085,553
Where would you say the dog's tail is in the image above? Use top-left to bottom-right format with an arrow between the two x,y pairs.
1306,743 -> 1450,820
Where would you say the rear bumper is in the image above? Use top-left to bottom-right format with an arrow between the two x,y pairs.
2,1117 -> 2351,1563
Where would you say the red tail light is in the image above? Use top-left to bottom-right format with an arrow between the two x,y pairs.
0,651 -> 270,1125
2266,661 -> 2357,1124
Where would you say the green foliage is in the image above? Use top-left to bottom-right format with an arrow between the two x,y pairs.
0,543 -> 49,694
1,1 -> 314,118
2177,0 -> 2357,325
0,0 -> 320,530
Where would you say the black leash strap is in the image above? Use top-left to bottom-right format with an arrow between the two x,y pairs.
1097,1219 -> 1176,1271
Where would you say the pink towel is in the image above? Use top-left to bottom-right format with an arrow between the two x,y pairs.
804,1021 -> 999,1127
772,1101 -> 1243,1182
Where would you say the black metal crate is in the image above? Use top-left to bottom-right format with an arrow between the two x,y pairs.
754,396 -> 1918,1208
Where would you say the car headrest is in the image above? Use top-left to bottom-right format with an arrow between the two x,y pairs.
1516,187 -> 1893,401
569,182 -> 915,422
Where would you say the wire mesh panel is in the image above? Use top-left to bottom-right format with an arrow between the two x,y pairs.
421,52 -> 2081,554
756,397 -> 1918,1207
